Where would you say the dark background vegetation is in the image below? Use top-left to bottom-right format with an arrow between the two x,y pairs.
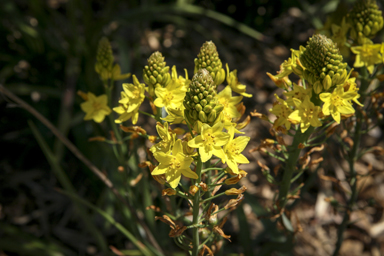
1,0 -> 384,255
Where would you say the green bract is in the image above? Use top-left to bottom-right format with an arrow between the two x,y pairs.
143,51 -> 171,97
300,34 -> 348,89
348,0 -> 383,39
194,41 -> 225,85
184,69 -> 223,125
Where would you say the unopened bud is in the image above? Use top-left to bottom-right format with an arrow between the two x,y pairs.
224,185 -> 247,195
189,185 -> 199,196
162,188 -> 176,196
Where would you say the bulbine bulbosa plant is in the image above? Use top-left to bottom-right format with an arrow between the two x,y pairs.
252,0 -> 384,255
76,1 -> 384,254
71,1 -> 384,254
79,39 -> 253,255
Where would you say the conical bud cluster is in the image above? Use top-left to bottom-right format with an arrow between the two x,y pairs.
300,34 -> 348,88
194,41 -> 225,85
143,51 -> 171,96
348,0 -> 383,39
95,37 -> 114,77
184,69 -> 224,125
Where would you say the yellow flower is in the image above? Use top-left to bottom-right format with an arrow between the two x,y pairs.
283,83 -> 312,107
275,48 -> 302,78
152,139 -> 198,188
80,92 -> 111,123
170,66 -> 190,91
188,122 -> 229,163
226,64 -> 252,98
161,107 -> 185,124
214,112 -> 244,134
150,122 -> 176,154
154,76 -> 186,112
266,72 -> 292,89
320,84 -> 359,123
351,43 -> 382,74
331,17 -> 350,57
269,94 -> 293,130
288,96 -> 322,133
224,127 -> 250,174
217,85 -> 243,119
113,75 -> 146,124
343,77 -> 363,107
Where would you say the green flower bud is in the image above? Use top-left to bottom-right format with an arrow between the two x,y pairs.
95,37 -> 114,80
313,81 -> 322,94
143,51 -> 171,97
194,41 -> 225,85
300,34 -> 348,91
184,69 -> 223,126
323,75 -> 332,90
348,0 -> 383,39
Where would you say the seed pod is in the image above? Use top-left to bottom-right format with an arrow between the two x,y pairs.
184,69 -> 223,126
300,34 -> 348,91
143,51 -> 170,97
348,0 -> 383,39
194,41 -> 225,85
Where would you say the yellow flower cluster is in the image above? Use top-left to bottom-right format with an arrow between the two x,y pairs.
81,38 -> 253,191
268,34 -> 363,132
113,75 -> 146,124
148,68 -> 252,187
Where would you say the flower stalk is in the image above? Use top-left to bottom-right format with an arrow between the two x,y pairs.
332,67 -> 370,256
277,127 -> 314,209
191,157 -> 202,256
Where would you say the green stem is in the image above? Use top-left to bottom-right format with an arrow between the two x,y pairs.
278,126 -> 314,209
139,110 -> 156,119
332,68 -> 370,256
105,85 -> 127,166
201,192 -> 225,203
191,157 -> 202,256
201,167 -> 226,173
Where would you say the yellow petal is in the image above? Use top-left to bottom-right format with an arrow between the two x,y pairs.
166,169 -> 182,188
233,154 -> 249,164
188,136 -> 204,148
181,168 -> 198,179
199,146 -> 213,163
152,166 -> 167,175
